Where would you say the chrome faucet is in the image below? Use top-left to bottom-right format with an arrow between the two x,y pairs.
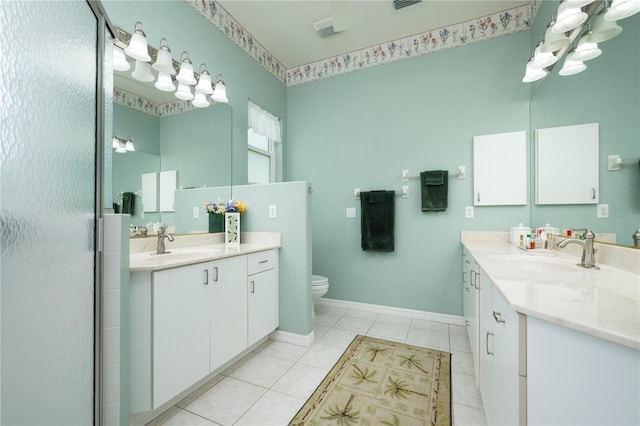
557,228 -> 599,269
156,226 -> 174,254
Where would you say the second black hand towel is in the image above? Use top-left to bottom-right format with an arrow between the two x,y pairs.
360,190 -> 395,252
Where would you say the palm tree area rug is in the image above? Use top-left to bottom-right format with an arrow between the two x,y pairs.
289,335 -> 451,426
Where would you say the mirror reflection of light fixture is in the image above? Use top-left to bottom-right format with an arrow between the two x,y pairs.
155,72 -> 175,92
176,52 -> 197,85
112,135 -> 134,153
522,59 -> 549,82
587,9 -> 623,42
530,42 -> 559,68
211,75 -> 229,103
553,0 -> 588,33
175,82 -> 194,100
192,92 -> 210,108
195,64 -> 214,95
541,21 -> 571,52
152,38 -> 175,75
559,54 -> 587,75
113,46 -> 131,72
605,0 -> 640,20
572,34 -> 602,60
131,60 -> 154,82
124,22 -> 151,62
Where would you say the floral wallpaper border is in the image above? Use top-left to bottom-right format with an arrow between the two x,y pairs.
113,87 -> 197,118
187,1 -> 539,87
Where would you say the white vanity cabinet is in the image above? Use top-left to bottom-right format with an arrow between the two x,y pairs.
210,255 -> 248,372
247,250 -> 279,346
130,248 -> 279,413
462,248 -> 480,385
153,263 -> 211,409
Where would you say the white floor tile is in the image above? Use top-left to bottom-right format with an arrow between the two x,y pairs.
272,363 -> 329,400
451,351 -> 475,376
344,309 -> 378,321
367,322 -> 410,343
314,305 -> 348,317
449,324 -> 468,336
234,390 -> 305,426
257,340 -> 310,362
453,403 -> 487,426
312,312 -> 342,328
298,343 -> 346,369
374,314 -> 412,326
406,328 -> 450,352
317,328 -> 358,349
450,332 -> 472,354
161,409 -> 219,425
452,372 -> 484,409
312,325 -> 330,340
229,353 -> 294,388
185,377 -> 266,425
411,319 -> 450,333
332,316 -> 375,334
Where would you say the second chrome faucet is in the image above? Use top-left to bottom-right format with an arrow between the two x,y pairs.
557,228 -> 599,269
156,226 -> 174,255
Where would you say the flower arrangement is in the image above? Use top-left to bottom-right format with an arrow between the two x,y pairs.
203,199 -> 247,215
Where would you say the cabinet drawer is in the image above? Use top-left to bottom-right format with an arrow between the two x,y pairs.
248,250 -> 276,275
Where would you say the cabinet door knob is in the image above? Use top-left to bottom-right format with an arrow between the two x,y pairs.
465,320 -> 471,326
591,188 -> 596,200
203,269 -> 209,285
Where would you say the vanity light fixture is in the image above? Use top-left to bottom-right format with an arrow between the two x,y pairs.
587,8 -> 623,42
605,0 -> 640,20
124,22 -> 151,62
211,75 -> 229,103
176,51 -> 197,85
152,38 -> 175,75
192,92 -> 210,108
194,64 -> 214,95
559,49 -> 588,75
553,0 -> 589,33
113,46 -> 130,72
154,71 -> 175,92
522,59 -> 549,82
125,138 -> 135,152
530,42 -> 559,68
175,82 -> 194,101
112,135 -> 135,153
541,20 -> 571,52
131,60 -> 155,82
572,32 -> 602,60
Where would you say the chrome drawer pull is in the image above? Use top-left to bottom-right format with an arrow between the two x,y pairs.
258,260 -> 269,264
486,332 -> 495,355
213,266 -> 219,282
493,311 -> 506,324
203,269 -> 208,285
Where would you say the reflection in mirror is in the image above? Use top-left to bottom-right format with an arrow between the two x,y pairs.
529,5 -> 639,248
108,38 -> 232,233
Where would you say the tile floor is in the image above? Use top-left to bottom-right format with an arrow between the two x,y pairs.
149,305 -> 487,426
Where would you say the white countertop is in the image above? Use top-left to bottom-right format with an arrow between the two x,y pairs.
130,232 -> 281,272
462,235 -> 640,350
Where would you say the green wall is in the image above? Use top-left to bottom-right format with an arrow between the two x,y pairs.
287,32 -> 531,315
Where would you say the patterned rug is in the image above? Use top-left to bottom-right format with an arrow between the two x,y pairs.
290,335 -> 451,426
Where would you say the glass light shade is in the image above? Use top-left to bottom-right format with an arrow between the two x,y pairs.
559,58 -> 587,75
195,69 -> 214,95
155,72 -> 175,92
605,0 -> 640,20
152,41 -> 175,75
552,2 -> 588,33
586,12 -> 623,42
175,82 -> 194,100
131,60 -> 154,82
572,37 -> 601,61
124,22 -> 151,62
530,45 -> 558,68
115,140 -> 126,153
192,92 -> 210,108
112,136 -> 119,149
125,139 -> 135,152
211,80 -> 228,103
541,25 -> 571,52
522,62 -> 549,83
113,46 -> 130,72
176,53 -> 197,85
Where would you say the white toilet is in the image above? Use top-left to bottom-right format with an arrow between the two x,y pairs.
311,275 -> 329,317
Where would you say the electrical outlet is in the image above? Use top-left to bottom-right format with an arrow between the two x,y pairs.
193,207 -> 199,219
346,207 -> 356,218
269,204 -> 277,219
465,206 -> 474,218
597,203 -> 609,218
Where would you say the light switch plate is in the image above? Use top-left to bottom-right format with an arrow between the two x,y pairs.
269,204 -> 277,219
597,204 -> 609,218
465,206 -> 474,218
401,170 -> 409,182
193,207 -> 199,219
354,188 -> 360,200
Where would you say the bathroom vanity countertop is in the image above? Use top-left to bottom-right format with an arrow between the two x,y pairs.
462,238 -> 640,350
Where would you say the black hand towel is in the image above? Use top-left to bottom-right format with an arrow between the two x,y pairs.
122,192 -> 135,215
360,190 -> 395,252
420,170 -> 448,212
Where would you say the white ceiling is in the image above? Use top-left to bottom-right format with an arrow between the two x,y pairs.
217,0 -> 530,68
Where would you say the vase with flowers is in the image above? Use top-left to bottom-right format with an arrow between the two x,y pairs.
203,199 -> 247,238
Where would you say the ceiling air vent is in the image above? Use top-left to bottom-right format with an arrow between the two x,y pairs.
393,0 -> 422,11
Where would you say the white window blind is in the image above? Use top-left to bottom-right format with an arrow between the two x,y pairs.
248,101 -> 282,142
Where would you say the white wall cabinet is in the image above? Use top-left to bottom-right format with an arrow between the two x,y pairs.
473,130 -> 528,206
247,250 -> 279,346
210,255 -> 248,372
159,170 -> 177,212
130,249 -> 279,413
141,172 -> 158,212
153,263 -> 210,409
535,123 -> 599,205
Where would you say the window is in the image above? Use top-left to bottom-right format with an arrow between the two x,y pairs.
248,101 -> 281,184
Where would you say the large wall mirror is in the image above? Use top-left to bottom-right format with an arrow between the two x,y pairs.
529,3 -> 639,248
106,31 -> 232,232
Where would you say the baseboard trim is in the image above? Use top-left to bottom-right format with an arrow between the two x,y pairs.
315,298 -> 465,326
270,329 -> 316,347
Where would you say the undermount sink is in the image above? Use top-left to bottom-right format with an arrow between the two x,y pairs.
490,255 -> 580,273
140,247 -> 224,261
